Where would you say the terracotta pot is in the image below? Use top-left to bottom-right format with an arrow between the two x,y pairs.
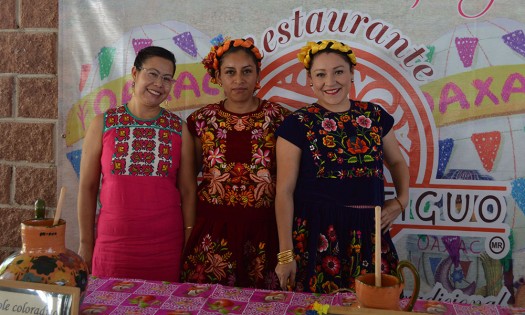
0,218 -> 89,299
355,260 -> 420,312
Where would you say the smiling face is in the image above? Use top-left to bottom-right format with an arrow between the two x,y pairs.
216,49 -> 259,105
131,56 -> 175,109
308,51 -> 354,111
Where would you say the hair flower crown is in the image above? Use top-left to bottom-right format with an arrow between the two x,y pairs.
297,39 -> 357,69
202,34 -> 263,85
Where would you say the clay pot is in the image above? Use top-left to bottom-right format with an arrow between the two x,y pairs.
355,260 -> 420,312
0,219 -> 89,299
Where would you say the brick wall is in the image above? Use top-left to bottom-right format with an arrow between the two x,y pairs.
0,0 -> 58,261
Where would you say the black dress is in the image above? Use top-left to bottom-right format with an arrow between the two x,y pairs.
276,100 -> 399,293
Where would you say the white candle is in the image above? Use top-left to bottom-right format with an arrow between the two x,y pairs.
375,206 -> 382,287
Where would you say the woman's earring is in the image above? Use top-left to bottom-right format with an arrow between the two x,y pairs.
309,83 -> 313,87
351,79 -> 354,83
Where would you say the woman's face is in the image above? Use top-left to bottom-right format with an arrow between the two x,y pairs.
308,52 -> 354,110
132,56 -> 175,108
216,50 -> 259,104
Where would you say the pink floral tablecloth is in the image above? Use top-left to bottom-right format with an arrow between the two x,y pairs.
80,277 -> 525,314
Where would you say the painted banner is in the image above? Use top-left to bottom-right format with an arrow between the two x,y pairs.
58,0 -> 525,306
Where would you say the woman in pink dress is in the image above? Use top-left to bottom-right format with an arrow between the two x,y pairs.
180,36 -> 290,289
77,46 -> 196,281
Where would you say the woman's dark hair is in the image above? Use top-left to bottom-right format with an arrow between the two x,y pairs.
203,38 -> 263,84
133,46 -> 177,75
219,45 -> 261,74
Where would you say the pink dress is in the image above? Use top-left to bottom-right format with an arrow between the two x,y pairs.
91,104 -> 183,282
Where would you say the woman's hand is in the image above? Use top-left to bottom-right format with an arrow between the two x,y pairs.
380,198 -> 405,233
78,244 -> 93,273
275,260 -> 297,291
382,130 -> 409,234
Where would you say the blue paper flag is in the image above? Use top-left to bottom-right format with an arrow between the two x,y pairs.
437,138 -> 454,178
66,149 -> 82,178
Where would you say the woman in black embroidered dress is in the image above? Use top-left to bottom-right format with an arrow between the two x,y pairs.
274,40 -> 410,293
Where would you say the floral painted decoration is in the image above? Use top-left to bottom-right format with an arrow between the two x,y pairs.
297,39 -> 357,69
202,34 -> 263,86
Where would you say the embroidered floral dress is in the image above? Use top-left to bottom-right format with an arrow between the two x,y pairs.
180,100 -> 290,289
92,104 -> 184,282
276,100 -> 399,293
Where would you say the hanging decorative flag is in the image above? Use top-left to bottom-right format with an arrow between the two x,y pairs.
173,32 -> 198,57
79,64 -> 91,92
502,29 -> 525,58
458,260 -> 472,281
470,131 -> 501,172
425,45 -> 435,63
455,37 -> 479,67
66,149 -> 82,178
98,46 -> 116,80
429,256 -> 442,275
511,178 -> 525,216
437,138 -> 454,178
132,38 -> 153,55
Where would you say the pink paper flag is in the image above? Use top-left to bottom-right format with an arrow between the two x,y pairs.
132,38 -> 153,55
455,37 -> 479,68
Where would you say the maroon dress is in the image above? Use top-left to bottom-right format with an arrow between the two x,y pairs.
180,99 -> 290,289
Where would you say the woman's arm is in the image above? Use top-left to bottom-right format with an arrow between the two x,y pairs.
274,137 -> 301,290
177,122 -> 197,244
381,130 -> 410,232
77,114 -> 104,272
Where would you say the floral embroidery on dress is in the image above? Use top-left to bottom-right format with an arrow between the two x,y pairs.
181,235 -> 274,288
244,241 -> 268,285
294,213 -> 400,293
293,218 -> 309,293
182,234 -> 235,284
294,101 -> 385,180
104,105 -> 182,177
189,100 -> 289,208
376,234 -> 398,276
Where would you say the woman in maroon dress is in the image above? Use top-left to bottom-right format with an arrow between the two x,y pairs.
180,36 -> 290,289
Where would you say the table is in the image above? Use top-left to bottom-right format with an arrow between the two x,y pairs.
80,277 -> 525,314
